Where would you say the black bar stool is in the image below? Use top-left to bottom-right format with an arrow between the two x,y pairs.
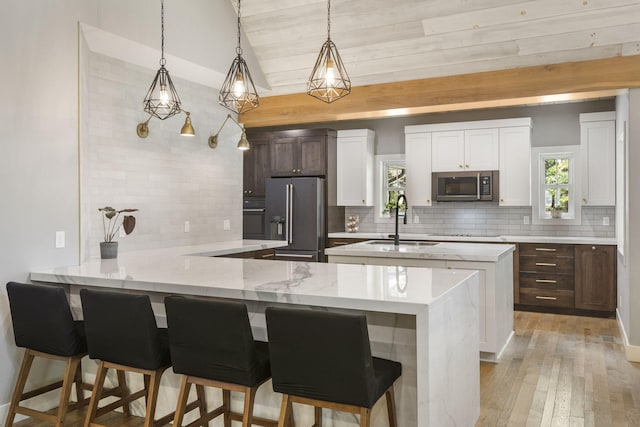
265,307 -> 402,427
5,282 -> 125,427
80,288 -> 181,427
164,295 -> 286,427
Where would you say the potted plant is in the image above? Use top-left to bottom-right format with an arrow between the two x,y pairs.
99,206 -> 138,259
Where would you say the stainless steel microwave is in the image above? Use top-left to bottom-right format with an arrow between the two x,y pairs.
432,171 -> 498,202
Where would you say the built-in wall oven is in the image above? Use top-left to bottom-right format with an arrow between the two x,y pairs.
242,199 -> 266,239
432,170 -> 498,202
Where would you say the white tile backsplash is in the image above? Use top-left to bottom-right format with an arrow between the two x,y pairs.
345,204 -> 615,237
81,50 -> 242,259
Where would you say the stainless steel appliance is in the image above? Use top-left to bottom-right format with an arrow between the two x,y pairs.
432,170 -> 498,202
265,177 -> 325,262
242,198 -> 266,239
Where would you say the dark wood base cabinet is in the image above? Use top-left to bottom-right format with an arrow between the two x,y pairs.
575,245 -> 616,312
516,243 -> 616,316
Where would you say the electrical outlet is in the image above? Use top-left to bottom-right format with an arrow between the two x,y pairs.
523,216 -> 530,225
55,231 -> 65,248
602,217 -> 610,226
413,215 -> 420,224
184,221 -> 190,233
223,219 -> 231,231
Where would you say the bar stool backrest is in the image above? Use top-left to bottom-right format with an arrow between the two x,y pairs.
164,295 -> 262,386
265,307 -> 378,408
80,289 -> 168,370
6,281 -> 86,357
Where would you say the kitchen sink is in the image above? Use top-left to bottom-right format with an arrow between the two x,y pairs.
365,240 -> 440,246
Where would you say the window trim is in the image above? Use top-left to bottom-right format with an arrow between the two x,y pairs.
531,145 -> 582,225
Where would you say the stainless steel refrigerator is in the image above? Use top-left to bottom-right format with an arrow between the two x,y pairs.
265,177 -> 325,262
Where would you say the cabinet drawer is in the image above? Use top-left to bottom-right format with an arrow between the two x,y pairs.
519,272 -> 573,291
519,243 -> 574,257
519,256 -> 574,274
519,288 -> 575,308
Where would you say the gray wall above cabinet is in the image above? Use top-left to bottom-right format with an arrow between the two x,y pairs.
263,98 -> 615,154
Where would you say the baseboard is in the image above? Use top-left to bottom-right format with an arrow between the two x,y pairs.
616,309 -> 640,362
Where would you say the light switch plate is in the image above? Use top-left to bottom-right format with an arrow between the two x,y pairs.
55,231 -> 65,248
223,219 -> 231,230
184,221 -> 190,233
602,217 -> 610,226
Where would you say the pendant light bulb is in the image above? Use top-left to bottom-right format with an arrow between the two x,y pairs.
325,58 -> 336,86
232,73 -> 246,98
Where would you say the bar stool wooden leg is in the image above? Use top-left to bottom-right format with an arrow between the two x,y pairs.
385,387 -> 397,427
143,369 -> 163,427
173,376 -> 191,427
222,389 -> 231,427
74,359 -> 84,403
313,407 -> 322,427
4,349 -> 35,427
288,404 -> 295,427
277,394 -> 292,427
116,370 -> 130,416
359,407 -> 371,427
241,386 -> 257,427
84,361 -> 108,427
143,374 -> 150,407
195,385 -> 207,426
55,356 -> 81,426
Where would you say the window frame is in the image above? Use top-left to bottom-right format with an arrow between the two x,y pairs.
374,154 -> 406,223
531,145 -> 582,225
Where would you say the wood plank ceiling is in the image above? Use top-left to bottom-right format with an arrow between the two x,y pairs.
235,0 -> 640,98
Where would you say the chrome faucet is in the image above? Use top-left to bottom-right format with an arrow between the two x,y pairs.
394,194 -> 407,246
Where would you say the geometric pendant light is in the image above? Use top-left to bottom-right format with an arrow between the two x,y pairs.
218,0 -> 260,114
142,0 -> 182,120
307,0 -> 351,103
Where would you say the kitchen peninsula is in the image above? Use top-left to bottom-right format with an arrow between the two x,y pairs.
326,240 -> 515,362
30,241 -> 480,427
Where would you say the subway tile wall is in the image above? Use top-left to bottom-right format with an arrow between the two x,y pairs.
345,205 -> 615,237
81,50 -> 242,259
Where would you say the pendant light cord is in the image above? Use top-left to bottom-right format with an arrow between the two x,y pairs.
236,0 -> 243,55
327,0 -> 331,40
160,0 -> 166,66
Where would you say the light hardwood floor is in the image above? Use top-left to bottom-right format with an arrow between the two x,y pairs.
12,311 -> 640,427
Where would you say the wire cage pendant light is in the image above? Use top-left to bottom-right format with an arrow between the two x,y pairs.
143,0 -> 182,120
219,0 -> 259,114
307,0 -> 351,103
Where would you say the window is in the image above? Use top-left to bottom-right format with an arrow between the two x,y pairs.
531,146 -> 581,225
374,154 -> 406,220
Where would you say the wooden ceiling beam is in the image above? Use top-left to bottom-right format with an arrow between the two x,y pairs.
239,55 -> 640,128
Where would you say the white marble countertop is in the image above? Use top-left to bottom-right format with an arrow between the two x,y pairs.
328,232 -> 617,245
326,240 -> 515,262
29,240 -> 478,315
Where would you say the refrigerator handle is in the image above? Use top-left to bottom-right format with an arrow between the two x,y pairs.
286,184 -> 293,244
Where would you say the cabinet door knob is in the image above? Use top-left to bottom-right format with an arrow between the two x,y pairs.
583,198 -> 587,203
500,198 -> 504,202
298,169 -> 301,173
292,169 -> 296,173
465,164 -> 469,168
248,190 -> 253,194
459,164 -> 463,168
592,246 -> 596,250
361,199 -> 365,204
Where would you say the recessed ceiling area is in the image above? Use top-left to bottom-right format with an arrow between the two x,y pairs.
234,0 -> 640,97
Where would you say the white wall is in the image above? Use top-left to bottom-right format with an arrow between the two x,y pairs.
0,0 -> 261,413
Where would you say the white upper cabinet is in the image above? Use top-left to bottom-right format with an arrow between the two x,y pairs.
580,112 -> 616,206
465,128 -> 499,171
498,125 -> 532,206
430,125 -> 498,172
336,129 -> 375,206
431,130 -> 464,172
405,131 -> 433,206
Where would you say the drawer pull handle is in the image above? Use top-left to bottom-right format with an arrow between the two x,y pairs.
535,248 -> 557,252
261,253 -> 275,258
535,296 -> 557,300
333,241 -> 352,246
535,262 -> 557,267
535,279 -> 557,283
